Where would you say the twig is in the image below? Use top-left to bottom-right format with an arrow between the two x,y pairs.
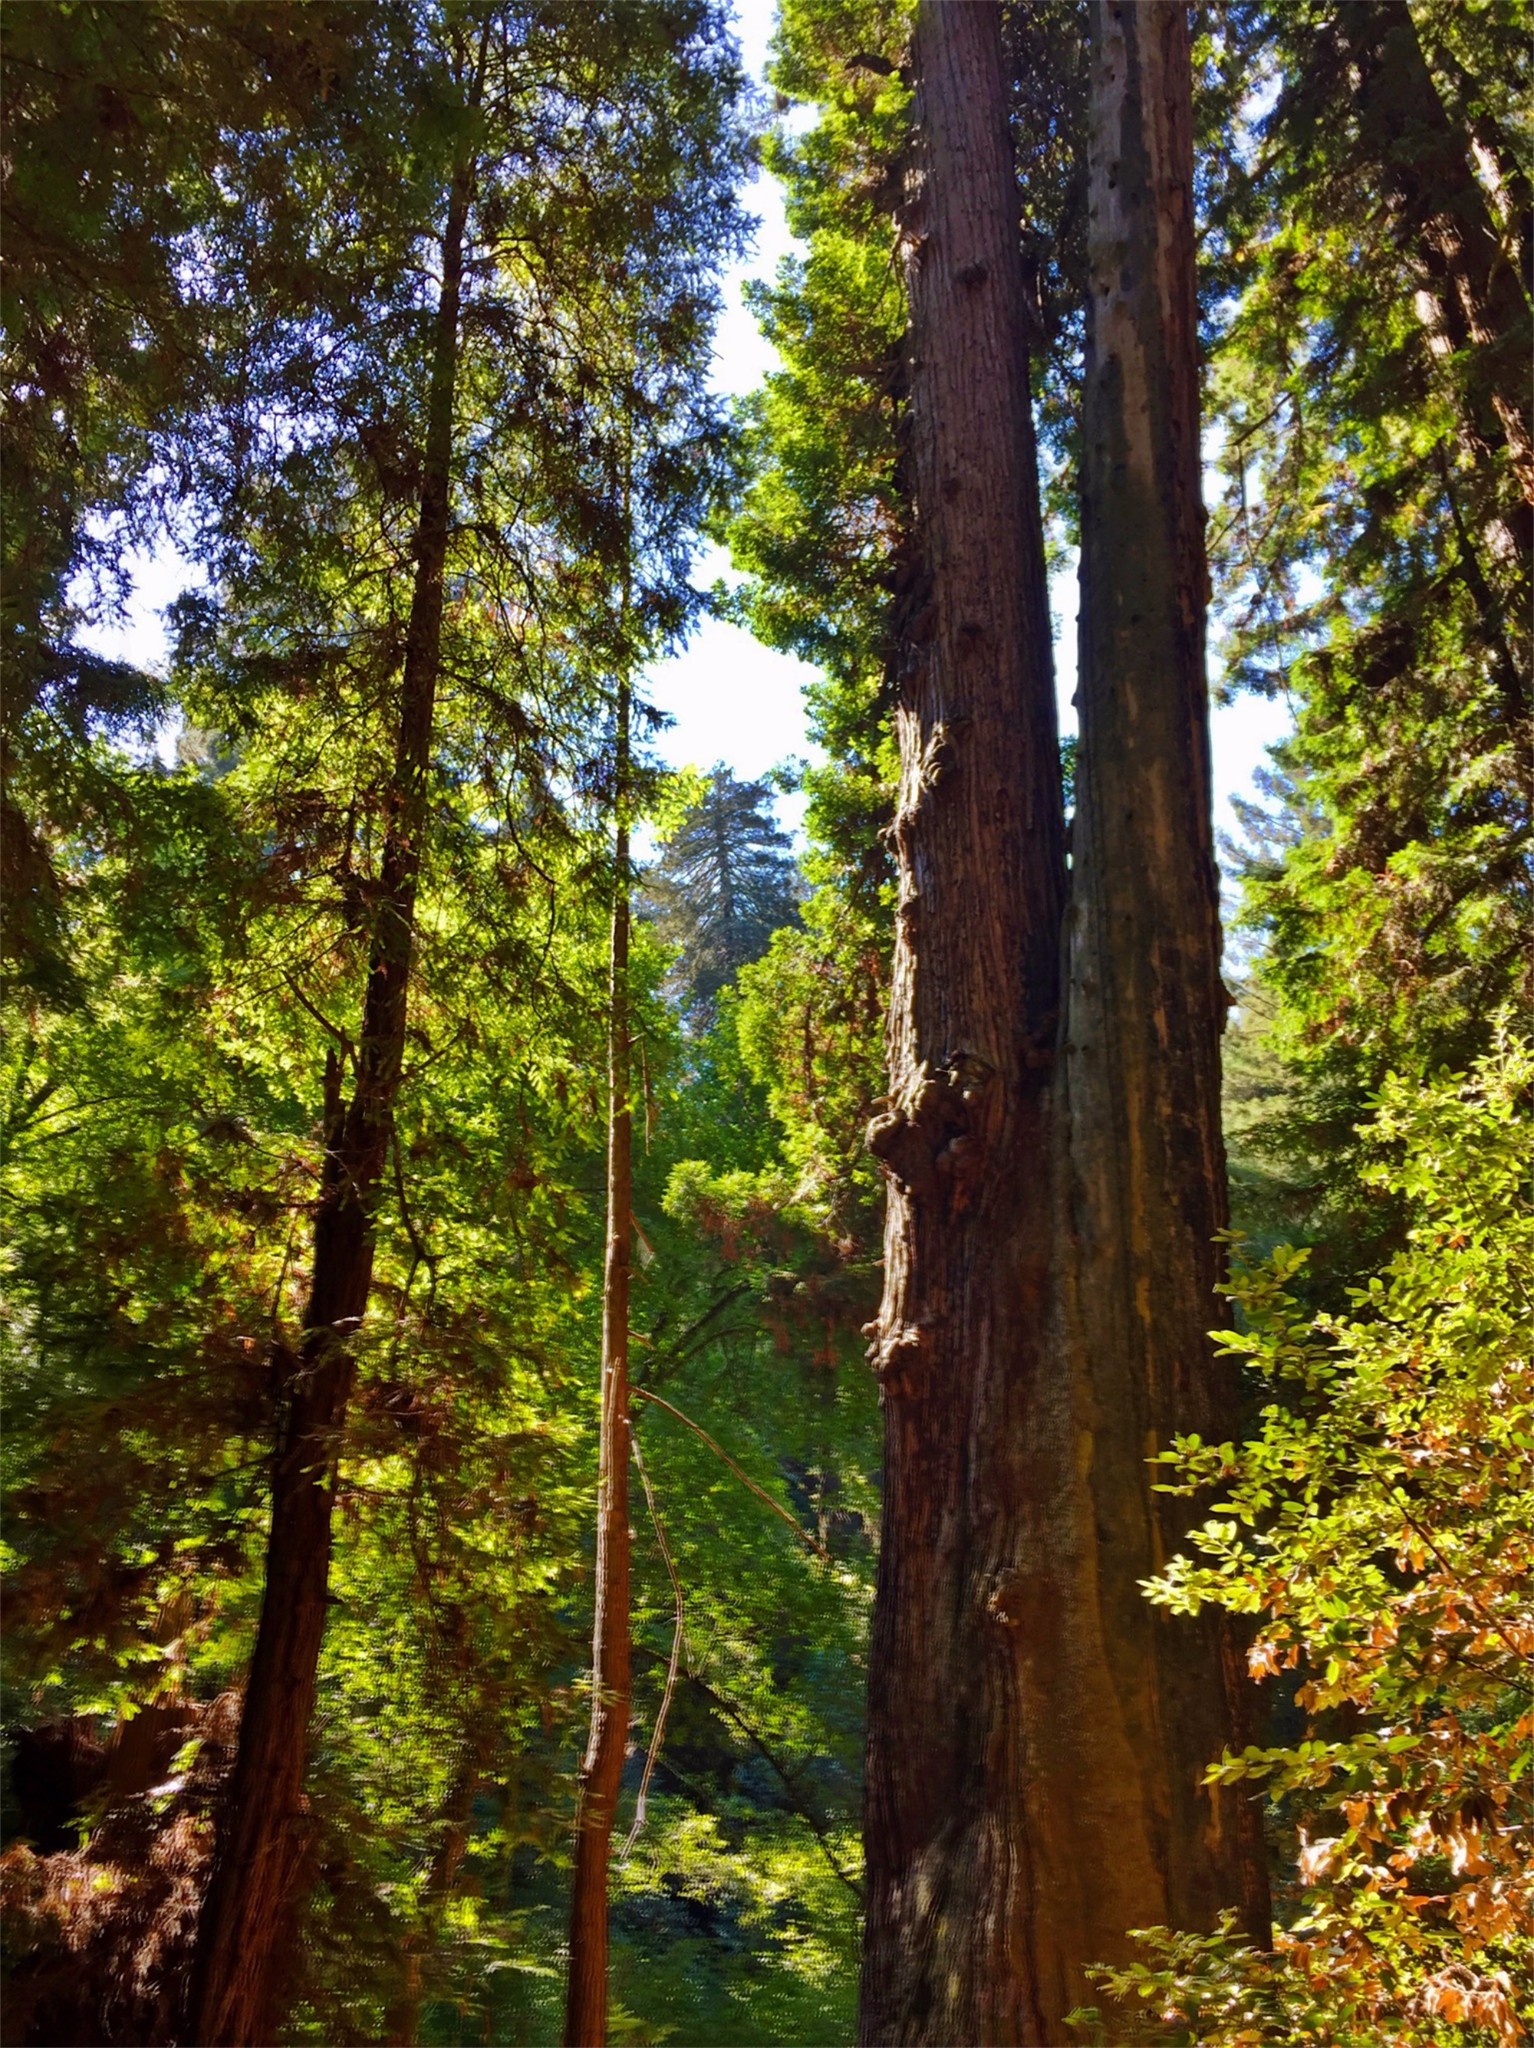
638,1030 -> 655,1153
390,1128 -> 440,1297
280,970 -> 355,1056
268,1208 -> 302,1331
629,1385 -> 829,1561
629,1644 -> 863,1903
1390,1487 -> 1533,1670
621,1425 -> 685,1860
644,1281 -> 754,1387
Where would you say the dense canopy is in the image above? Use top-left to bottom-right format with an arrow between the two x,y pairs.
1,3 -> 1529,2045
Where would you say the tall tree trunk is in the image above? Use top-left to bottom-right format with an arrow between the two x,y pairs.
564,670 -> 634,2048
1013,6 -> 1271,2027
857,0 -> 1066,2035
860,6 -> 1269,2041
185,152 -> 474,2048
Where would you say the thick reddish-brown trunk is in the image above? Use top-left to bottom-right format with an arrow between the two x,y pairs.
1013,3 -> 1271,2026
184,157 -> 474,2048
564,675 -> 634,2048
860,5 -> 1268,2041
858,0 -> 1065,2037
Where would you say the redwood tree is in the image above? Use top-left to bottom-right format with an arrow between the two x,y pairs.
858,0 -> 1066,2038
1036,0 -> 1271,2013
860,4 -> 1266,2040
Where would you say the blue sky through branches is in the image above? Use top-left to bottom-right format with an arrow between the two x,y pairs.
649,0 -> 1291,849
76,0 -> 1290,858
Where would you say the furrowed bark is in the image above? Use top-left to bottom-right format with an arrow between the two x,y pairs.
861,7 -> 1271,2040
1028,0 -> 1271,2020
564,668 -> 634,2048
185,150 -> 474,2048
857,0 -> 1065,2036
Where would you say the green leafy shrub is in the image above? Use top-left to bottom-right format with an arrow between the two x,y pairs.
1081,1036 -> 1534,2046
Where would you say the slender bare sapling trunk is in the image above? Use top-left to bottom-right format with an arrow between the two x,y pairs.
564,661 -> 634,2048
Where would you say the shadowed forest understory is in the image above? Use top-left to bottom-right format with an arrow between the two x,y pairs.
2,1 -> 1530,2044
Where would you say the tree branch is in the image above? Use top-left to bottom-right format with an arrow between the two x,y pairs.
629,1385 -> 829,1561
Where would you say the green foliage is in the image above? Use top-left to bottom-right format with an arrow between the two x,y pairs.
1079,1040 -> 1534,2045
4,5 -> 294,994
5,1 -> 1530,2039
641,768 -> 802,1020
608,1797 -> 860,2044
1206,1 -> 1532,1276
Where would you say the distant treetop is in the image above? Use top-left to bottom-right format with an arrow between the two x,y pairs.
642,764 -> 803,1020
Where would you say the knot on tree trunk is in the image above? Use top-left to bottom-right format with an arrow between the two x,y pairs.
890,712 -> 957,833
984,1566 -> 1031,1629
864,1316 -> 936,1395
909,717 -> 955,793
866,1052 -> 993,1206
